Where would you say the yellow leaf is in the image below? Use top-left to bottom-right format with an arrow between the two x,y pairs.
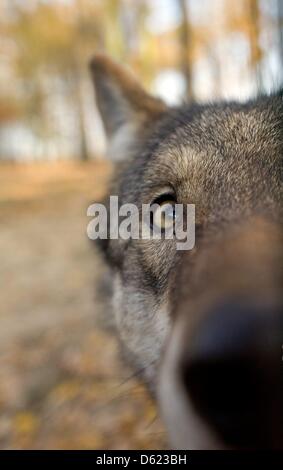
14,412 -> 38,436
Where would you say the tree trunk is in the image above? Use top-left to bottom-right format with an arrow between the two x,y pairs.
277,0 -> 283,75
178,0 -> 194,101
74,70 -> 89,162
248,0 -> 262,91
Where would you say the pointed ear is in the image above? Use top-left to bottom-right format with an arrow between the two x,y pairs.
89,54 -> 167,159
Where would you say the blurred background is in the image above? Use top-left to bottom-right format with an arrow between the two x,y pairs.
0,0 -> 282,449
1,0 -> 283,161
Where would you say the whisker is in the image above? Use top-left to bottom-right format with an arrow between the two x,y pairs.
117,359 -> 157,388
144,413 -> 158,430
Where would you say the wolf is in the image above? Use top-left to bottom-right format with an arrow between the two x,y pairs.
89,55 -> 283,449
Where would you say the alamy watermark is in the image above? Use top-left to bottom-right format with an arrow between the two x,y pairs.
87,196 -> 195,251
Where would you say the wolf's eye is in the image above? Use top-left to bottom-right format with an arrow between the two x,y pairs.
151,194 -> 176,231
153,201 -> 175,230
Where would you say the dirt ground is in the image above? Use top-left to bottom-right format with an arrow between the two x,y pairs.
0,161 -> 166,450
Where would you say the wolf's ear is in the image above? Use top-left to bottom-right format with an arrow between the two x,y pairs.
89,54 -> 167,159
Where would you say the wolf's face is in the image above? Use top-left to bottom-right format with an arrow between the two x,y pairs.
90,56 -> 283,449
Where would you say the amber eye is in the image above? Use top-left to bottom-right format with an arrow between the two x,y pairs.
150,194 -> 176,232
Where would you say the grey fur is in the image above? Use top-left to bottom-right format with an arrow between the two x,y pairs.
90,55 -> 283,449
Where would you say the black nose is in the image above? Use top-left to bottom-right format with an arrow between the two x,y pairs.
180,301 -> 283,449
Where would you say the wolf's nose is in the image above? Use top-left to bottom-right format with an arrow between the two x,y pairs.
180,301 -> 283,448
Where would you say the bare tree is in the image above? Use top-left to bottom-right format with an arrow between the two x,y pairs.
277,0 -> 283,77
248,0 -> 263,91
177,0 -> 194,101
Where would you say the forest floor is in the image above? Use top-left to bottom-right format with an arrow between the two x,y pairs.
0,161 -> 166,449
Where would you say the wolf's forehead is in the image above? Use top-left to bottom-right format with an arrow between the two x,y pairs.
139,102 -> 282,212
161,103 -> 280,157
150,102 -> 282,176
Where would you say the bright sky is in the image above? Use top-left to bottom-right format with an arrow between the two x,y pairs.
145,0 -> 182,34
